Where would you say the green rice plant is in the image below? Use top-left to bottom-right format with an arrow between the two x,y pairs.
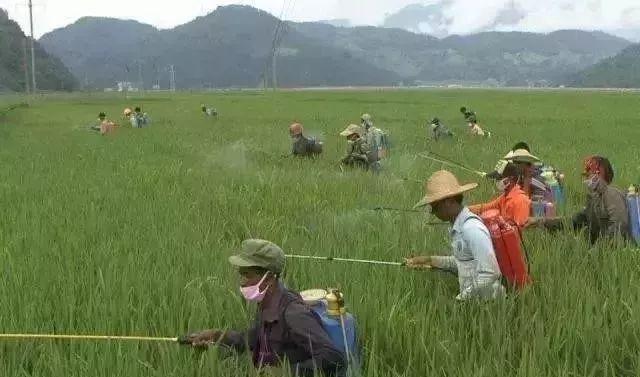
0,89 -> 639,376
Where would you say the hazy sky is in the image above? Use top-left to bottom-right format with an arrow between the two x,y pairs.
1,0 -> 639,38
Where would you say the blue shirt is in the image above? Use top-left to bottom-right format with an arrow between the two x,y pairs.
432,207 -> 505,300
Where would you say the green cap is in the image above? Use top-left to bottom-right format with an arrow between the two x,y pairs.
228,239 -> 285,274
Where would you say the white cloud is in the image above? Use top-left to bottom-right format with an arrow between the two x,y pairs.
0,0 -> 638,38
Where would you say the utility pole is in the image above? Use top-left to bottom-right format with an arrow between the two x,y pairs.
28,0 -> 36,92
169,65 -> 176,92
22,37 -> 30,93
271,51 -> 277,91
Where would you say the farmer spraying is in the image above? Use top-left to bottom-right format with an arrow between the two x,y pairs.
130,106 -> 150,128
460,106 -> 489,137
289,123 -> 322,157
179,239 -> 346,377
90,112 -> 107,131
502,148 -> 553,203
339,124 -> 373,171
468,163 -> 531,228
360,113 -> 389,160
405,170 -> 505,300
201,104 -> 217,117
91,112 -> 118,135
490,142 -> 564,201
528,156 -> 631,244
429,117 -> 454,141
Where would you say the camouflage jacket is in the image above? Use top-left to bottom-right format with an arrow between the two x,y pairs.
431,123 -> 454,140
341,138 -> 370,167
463,110 -> 477,124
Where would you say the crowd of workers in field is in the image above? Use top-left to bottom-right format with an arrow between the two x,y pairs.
85,103 -> 639,377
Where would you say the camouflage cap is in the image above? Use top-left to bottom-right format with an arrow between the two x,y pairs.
228,239 -> 285,274
340,124 -> 363,137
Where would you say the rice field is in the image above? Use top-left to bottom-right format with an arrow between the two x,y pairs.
1,89 -> 640,377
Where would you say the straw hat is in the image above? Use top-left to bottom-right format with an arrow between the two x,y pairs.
340,124 -> 363,137
413,170 -> 478,209
504,149 -> 540,163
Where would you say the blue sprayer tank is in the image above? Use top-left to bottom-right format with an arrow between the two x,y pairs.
549,181 -> 564,207
541,167 -> 565,208
303,289 -> 361,377
628,185 -> 640,245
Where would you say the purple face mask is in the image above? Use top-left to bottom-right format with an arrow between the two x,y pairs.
240,272 -> 270,302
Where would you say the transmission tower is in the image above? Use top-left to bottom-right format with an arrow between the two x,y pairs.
169,65 -> 176,92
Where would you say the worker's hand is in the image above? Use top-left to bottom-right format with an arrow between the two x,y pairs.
404,255 -> 432,269
260,366 -> 284,376
524,217 -> 543,228
178,330 -> 221,348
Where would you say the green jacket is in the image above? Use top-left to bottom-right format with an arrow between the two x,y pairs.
574,181 -> 630,244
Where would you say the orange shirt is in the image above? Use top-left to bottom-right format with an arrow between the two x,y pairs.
469,185 -> 531,228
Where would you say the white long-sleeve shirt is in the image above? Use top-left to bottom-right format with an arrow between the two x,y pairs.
431,207 -> 505,300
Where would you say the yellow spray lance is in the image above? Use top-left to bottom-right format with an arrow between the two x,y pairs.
0,334 -> 178,342
418,152 -> 487,178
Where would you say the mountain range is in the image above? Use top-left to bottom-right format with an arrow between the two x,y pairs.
0,8 -> 77,92
568,43 -> 640,88
37,5 -> 634,89
39,6 -> 398,90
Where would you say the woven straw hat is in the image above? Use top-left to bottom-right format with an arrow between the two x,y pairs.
505,149 -> 540,163
413,170 -> 478,209
340,124 -> 363,137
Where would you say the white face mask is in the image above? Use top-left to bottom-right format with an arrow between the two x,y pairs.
584,174 -> 600,191
496,178 -> 510,192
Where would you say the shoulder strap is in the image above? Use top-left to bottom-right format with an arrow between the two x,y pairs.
280,290 -> 324,335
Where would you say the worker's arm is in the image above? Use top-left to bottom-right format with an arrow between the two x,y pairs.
179,324 -> 257,353
430,256 -> 457,272
284,302 -> 346,375
468,197 -> 501,215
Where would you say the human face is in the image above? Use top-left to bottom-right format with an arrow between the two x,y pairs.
238,267 -> 271,289
429,199 -> 449,222
347,134 -> 359,141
